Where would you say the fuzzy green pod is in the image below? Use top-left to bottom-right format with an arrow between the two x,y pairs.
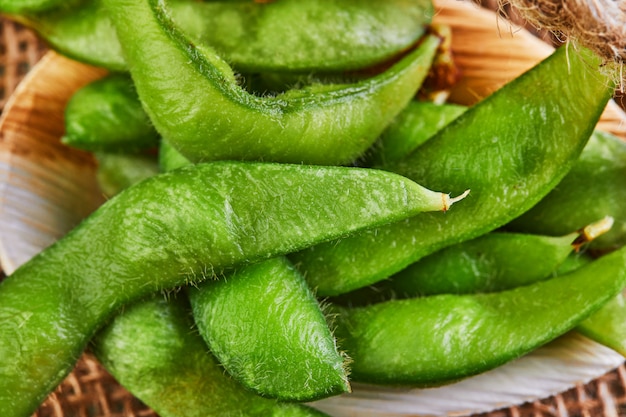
93,295 -> 331,417
171,0 -> 433,73
507,130 -> 626,251
159,136 -> 348,400
103,0 -> 441,165
0,161 -> 460,417
158,140 -> 191,172
292,45 -> 615,296
364,101 -> 466,166
335,231 -> 580,306
578,290 -> 626,357
95,152 -> 160,198
557,247 -> 626,356
372,218 -> 612,298
189,257 -> 349,401
16,0 -> 433,72
387,232 -> 578,296
63,74 -> 160,153
161,142 -> 347,401
555,251 -> 594,274
12,0 -> 127,71
333,246 -> 626,385
0,0 -> 79,14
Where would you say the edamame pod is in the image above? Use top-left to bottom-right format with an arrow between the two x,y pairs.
578,290 -> 626,357
161,146 -> 347,400
387,232 -> 578,296
292,45 -> 615,296
0,0 -> 76,14
95,152 -> 160,198
333,246 -> 626,385
189,257 -> 349,401
368,217 -> 613,299
363,101 -> 466,167
158,139 -> 190,172
556,251 -> 593,274
171,0 -> 433,73
16,0 -> 432,73
103,0 -> 440,165
66,81 -> 464,166
10,0 -> 127,71
533,250 -> 626,358
63,74 -> 160,153
92,295 -> 331,417
0,161 -> 462,417
507,130 -> 626,251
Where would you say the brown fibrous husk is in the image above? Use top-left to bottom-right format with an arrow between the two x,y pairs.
494,0 -> 626,87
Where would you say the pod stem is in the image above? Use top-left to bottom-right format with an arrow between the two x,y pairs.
443,189 -> 471,212
571,215 -> 615,251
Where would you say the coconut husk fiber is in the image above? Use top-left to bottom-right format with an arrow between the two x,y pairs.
495,0 -> 626,87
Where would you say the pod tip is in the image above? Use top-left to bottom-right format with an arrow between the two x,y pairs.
443,189 -> 471,212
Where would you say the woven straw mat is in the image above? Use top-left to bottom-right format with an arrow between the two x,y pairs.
1,14 -> 626,417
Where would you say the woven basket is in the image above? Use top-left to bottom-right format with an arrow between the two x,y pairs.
1,6 -> 626,417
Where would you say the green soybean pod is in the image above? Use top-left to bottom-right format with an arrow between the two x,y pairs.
158,140 -> 190,172
578,290 -> 626,357
95,152 -> 160,198
387,232 -> 579,296
189,257 -> 349,401
0,0 -> 76,14
507,130 -> 626,251
239,71 -> 361,98
162,151 -> 349,401
466,249 -> 626,359
103,0 -> 440,165
332,246 -> 626,385
363,101 -> 467,167
542,250 -> 626,358
515,249 -> 626,357
92,295 -> 331,417
17,0 -> 432,73
62,74 -> 160,153
556,251 -> 593,274
291,45 -> 615,296
171,0 -> 433,73
12,0 -> 127,71
333,221 -> 609,307
0,161 -> 461,417
371,217 -> 614,298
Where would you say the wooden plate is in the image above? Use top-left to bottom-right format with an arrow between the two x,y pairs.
1,1 -> 624,415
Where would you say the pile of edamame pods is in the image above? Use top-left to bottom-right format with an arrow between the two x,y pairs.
1,0 -> 626,416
